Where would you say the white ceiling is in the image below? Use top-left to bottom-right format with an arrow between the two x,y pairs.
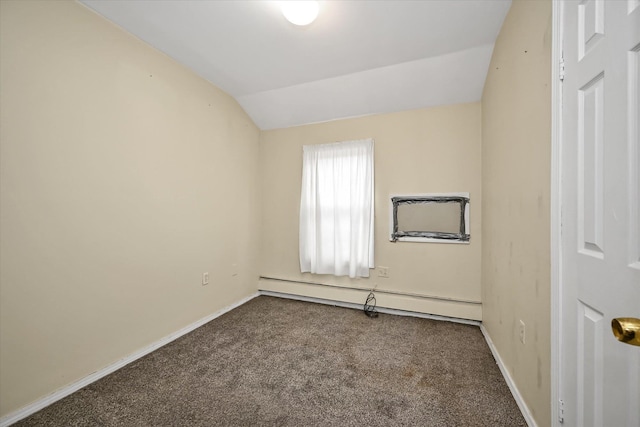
80,0 -> 511,130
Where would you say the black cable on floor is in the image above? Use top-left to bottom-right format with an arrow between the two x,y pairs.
363,291 -> 378,318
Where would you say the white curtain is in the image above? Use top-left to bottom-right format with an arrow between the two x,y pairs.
299,138 -> 374,278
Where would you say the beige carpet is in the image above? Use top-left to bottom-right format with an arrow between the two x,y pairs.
15,296 -> 526,426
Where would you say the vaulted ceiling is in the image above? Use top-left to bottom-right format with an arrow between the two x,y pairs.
80,0 -> 511,130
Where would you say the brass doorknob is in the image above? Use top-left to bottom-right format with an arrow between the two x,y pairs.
611,318 -> 640,346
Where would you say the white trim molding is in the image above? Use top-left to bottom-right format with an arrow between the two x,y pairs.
480,325 -> 538,427
0,293 -> 260,427
2,291 -> 535,426
258,277 -> 482,321
259,290 -> 481,326
550,0 -> 563,426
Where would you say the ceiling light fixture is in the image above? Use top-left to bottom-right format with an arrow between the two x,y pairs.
281,1 -> 319,26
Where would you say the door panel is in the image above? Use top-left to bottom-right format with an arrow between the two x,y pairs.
630,45 -> 640,269
576,302 -> 604,427
577,72 -> 605,257
561,0 -> 640,426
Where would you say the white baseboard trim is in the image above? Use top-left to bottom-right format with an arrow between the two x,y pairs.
0,292 -> 260,427
2,293 -> 533,427
259,277 -> 482,320
480,325 -> 537,427
259,290 -> 481,326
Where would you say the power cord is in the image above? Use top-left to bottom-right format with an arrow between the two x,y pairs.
363,291 -> 378,318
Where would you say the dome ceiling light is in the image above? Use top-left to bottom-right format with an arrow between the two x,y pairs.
281,1 -> 319,26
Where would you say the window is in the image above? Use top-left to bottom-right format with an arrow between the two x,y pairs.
390,193 -> 470,243
299,139 -> 374,278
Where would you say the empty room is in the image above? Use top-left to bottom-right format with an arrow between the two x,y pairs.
1,1 -> 638,426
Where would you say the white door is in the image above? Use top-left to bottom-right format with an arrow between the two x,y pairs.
561,0 -> 640,426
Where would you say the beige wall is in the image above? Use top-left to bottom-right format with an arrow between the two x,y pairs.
0,0 -> 260,417
260,103 -> 482,320
481,0 -> 552,425
0,0 -> 553,421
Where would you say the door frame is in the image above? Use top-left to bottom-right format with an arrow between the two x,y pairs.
550,0 -> 563,426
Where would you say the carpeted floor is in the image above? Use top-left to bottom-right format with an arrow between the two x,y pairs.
15,296 -> 526,426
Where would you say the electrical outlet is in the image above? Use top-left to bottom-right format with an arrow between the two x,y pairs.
202,272 -> 209,286
519,320 -> 526,344
378,266 -> 389,278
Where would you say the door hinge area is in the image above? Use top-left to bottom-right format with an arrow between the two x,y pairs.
559,58 -> 565,81
558,399 -> 565,423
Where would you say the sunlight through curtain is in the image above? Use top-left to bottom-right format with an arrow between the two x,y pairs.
299,139 -> 374,278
